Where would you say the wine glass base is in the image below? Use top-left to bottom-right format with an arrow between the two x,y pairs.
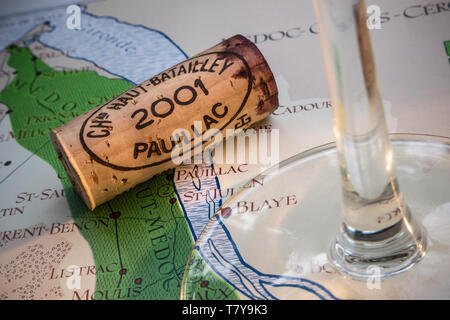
181,134 -> 450,300
329,213 -> 427,279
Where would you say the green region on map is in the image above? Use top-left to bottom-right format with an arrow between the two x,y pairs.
444,40 -> 450,56
444,40 -> 450,65
0,44 -> 238,300
183,249 -> 238,300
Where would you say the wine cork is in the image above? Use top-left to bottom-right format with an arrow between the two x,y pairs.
50,34 -> 279,210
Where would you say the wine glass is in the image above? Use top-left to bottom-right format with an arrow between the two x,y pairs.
180,0 -> 450,299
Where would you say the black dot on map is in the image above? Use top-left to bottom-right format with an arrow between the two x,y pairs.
119,268 -> 127,275
220,207 -> 232,219
31,56 -> 37,61
169,198 -> 176,204
6,109 -> 12,114
4,161 -> 11,166
35,71 -> 41,76
109,211 -> 121,219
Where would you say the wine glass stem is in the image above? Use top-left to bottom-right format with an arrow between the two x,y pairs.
314,0 -> 426,278
314,0 -> 405,239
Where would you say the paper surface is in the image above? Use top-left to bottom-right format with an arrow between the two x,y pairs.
0,0 -> 449,300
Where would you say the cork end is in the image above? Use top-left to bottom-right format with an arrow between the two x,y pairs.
221,35 -> 279,115
50,129 -> 96,211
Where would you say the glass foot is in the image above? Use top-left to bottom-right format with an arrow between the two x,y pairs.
329,209 -> 427,280
180,134 -> 450,300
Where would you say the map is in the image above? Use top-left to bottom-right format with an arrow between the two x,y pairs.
0,0 -> 449,300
